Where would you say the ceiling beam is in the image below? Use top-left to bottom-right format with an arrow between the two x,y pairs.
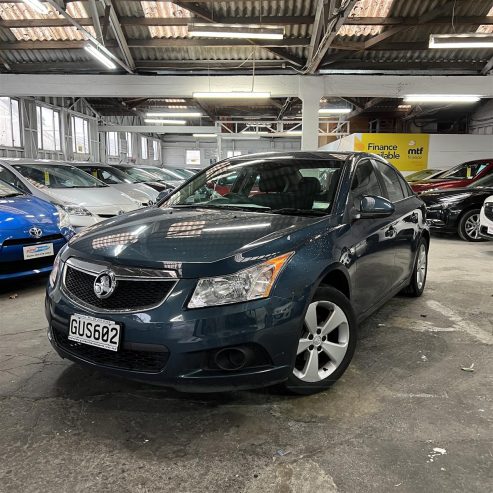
345,15 -> 493,26
87,0 -> 103,43
3,74 -> 493,98
481,55 -> 493,75
306,0 -> 358,73
102,0 -> 135,70
99,125 -> 218,134
0,38 -> 309,50
307,0 -> 332,65
43,0 -> 133,73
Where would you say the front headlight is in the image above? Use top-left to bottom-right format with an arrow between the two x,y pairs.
49,250 -> 63,288
62,204 -> 93,216
55,206 -> 71,229
188,252 -> 294,308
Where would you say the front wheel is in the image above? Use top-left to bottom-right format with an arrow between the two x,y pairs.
283,286 -> 357,395
458,209 -> 483,242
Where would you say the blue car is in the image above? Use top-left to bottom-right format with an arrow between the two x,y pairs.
0,180 -> 73,280
46,152 -> 429,394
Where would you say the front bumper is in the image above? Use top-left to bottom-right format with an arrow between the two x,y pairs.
480,206 -> 493,240
425,206 -> 460,233
45,283 -> 303,392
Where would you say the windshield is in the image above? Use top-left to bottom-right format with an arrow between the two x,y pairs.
115,166 -> 160,183
468,173 -> 493,188
174,168 -> 194,178
0,179 -> 22,198
162,157 -> 345,215
79,166 -> 125,185
141,167 -> 183,182
439,161 -> 489,180
406,169 -> 440,181
13,164 -> 107,189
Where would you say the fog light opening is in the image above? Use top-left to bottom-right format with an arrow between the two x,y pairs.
214,347 -> 250,371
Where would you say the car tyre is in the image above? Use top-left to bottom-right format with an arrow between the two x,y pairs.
401,237 -> 428,297
283,286 -> 357,395
458,209 -> 483,242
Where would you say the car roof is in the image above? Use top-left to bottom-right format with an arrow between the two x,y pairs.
0,158 -> 77,167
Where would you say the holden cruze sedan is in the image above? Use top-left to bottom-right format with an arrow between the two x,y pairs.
0,159 -> 140,230
0,179 -> 73,280
46,152 -> 430,394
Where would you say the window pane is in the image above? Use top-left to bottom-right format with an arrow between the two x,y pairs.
0,97 -> 13,147
41,107 -> 55,150
54,112 -> 60,150
83,119 -> 89,152
126,132 -> 133,157
141,137 -> 148,159
72,116 -> 90,153
107,132 -> 119,157
350,160 -> 383,210
374,161 -> 406,202
36,105 -> 42,149
11,99 -> 21,148
153,140 -> 159,161
186,150 -> 200,165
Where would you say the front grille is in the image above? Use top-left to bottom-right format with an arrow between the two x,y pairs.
0,257 -> 54,275
485,204 -> 493,221
64,265 -> 175,311
52,323 -> 169,373
2,234 -> 64,247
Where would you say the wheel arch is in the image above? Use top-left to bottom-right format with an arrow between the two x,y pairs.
316,263 -> 351,300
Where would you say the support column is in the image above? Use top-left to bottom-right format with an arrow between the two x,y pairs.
299,77 -> 324,151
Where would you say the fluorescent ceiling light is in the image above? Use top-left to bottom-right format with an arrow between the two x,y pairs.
23,0 -> 49,14
188,23 -> 284,40
193,91 -> 271,99
319,108 -> 352,114
144,119 -> 187,124
84,44 -> 117,70
404,94 -> 481,103
146,112 -> 202,118
429,33 -> 493,49
193,133 -> 217,138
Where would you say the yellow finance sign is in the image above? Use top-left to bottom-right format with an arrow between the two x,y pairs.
354,133 -> 430,171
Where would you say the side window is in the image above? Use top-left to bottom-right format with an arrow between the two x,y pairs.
397,174 -> 413,198
373,161 -> 406,202
0,166 -> 30,193
350,160 -> 383,210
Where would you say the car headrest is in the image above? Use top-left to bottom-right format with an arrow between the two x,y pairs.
258,173 -> 287,193
298,177 -> 321,195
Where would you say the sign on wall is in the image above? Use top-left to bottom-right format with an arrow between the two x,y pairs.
354,133 -> 430,171
186,149 -> 201,165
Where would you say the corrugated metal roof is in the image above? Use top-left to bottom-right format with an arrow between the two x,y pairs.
0,0 -> 491,73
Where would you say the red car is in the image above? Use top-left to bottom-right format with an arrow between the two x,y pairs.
411,159 -> 493,194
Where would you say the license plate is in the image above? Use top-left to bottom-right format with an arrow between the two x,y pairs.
488,227 -> 493,235
23,242 -> 54,260
68,314 -> 121,351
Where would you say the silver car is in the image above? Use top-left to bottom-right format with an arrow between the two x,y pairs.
73,163 -> 159,206
0,159 -> 140,229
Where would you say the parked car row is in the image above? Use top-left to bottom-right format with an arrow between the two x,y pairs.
408,159 -> 493,242
0,159 -> 195,280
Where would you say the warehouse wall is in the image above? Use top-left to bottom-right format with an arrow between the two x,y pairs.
161,136 -> 301,169
0,97 -> 99,162
469,99 -> 493,136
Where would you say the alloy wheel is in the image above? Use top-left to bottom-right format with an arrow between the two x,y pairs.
293,300 -> 350,383
416,243 -> 427,290
464,213 -> 481,240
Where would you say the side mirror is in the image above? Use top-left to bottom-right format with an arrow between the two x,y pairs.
359,195 -> 395,219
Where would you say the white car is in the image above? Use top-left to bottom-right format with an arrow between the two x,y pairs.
73,163 -> 159,206
480,195 -> 493,240
0,159 -> 140,229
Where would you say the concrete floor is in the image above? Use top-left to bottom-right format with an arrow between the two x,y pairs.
0,236 -> 491,493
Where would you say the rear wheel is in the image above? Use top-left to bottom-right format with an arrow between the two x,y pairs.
458,209 -> 482,242
284,286 -> 357,395
402,238 -> 428,297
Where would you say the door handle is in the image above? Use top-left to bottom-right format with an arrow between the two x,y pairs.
385,225 -> 397,238
407,212 -> 419,224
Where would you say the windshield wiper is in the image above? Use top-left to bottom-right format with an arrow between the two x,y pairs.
1,193 -> 21,198
171,204 -> 267,212
265,208 -> 328,217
